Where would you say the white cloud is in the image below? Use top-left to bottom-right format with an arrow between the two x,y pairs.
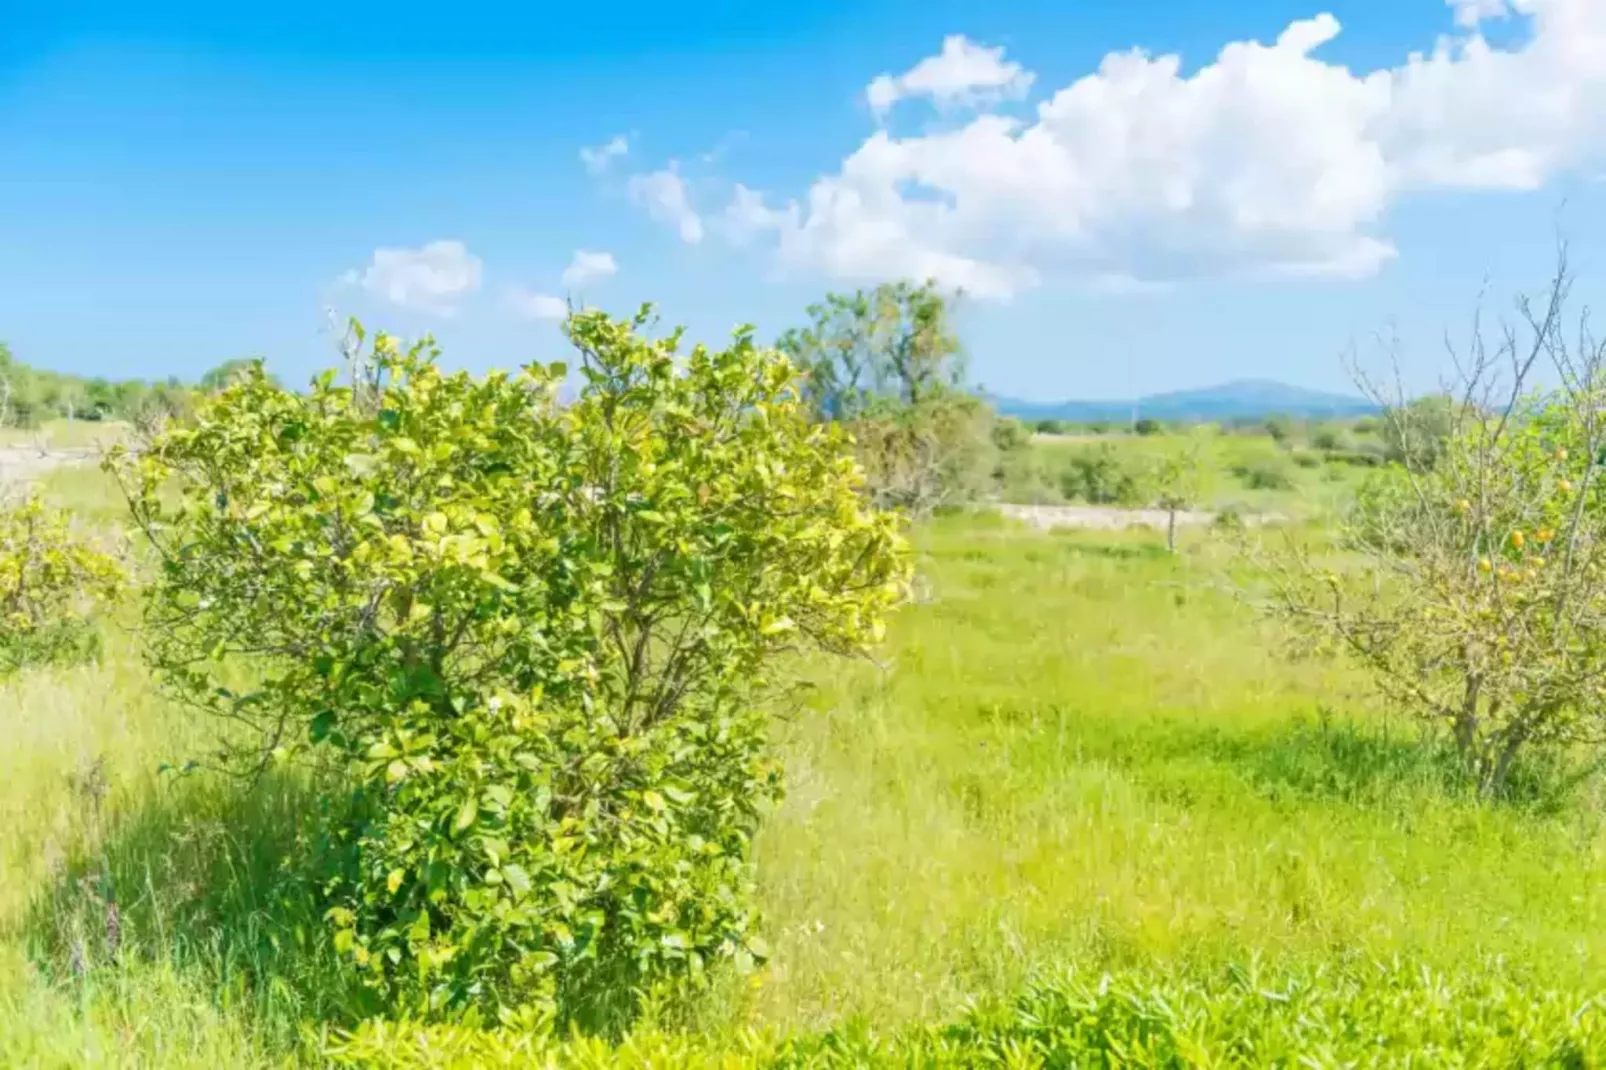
629,164 -> 705,243
344,240 -> 483,315
506,287 -> 569,321
866,34 -> 1035,119
561,249 -> 618,287
1450,0 -> 1511,29
716,0 -> 1606,298
580,135 -> 630,175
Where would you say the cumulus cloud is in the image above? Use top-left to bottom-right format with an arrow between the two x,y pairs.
866,34 -> 1035,119
629,164 -> 704,243
506,287 -> 569,321
580,135 -> 630,175
342,240 -> 483,315
561,249 -> 618,287
716,0 -> 1606,298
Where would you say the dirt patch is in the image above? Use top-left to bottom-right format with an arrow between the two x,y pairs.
997,503 -> 1278,532
0,446 -> 102,488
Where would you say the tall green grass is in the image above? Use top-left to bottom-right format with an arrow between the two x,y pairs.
3,470 -> 1605,1065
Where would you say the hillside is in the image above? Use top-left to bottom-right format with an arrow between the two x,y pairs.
994,378 -> 1380,423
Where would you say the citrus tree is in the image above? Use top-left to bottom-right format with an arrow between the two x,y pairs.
1262,260 -> 1606,796
0,491 -> 125,673
111,309 -> 909,1028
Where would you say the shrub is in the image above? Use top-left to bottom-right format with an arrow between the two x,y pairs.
1261,261 -> 1606,795
1232,457 -> 1297,490
1132,417 -> 1162,436
1263,414 -> 1296,444
1309,425 -> 1346,451
0,491 -> 124,674
1058,443 -> 1148,506
1381,394 -> 1455,471
849,393 -> 997,515
112,311 -> 910,1028
325,961 -> 1606,1067
1031,418 -> 1063,435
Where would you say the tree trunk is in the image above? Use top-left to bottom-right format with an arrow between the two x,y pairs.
1482,729 -> 1528,799
1167,507 -> 1177,553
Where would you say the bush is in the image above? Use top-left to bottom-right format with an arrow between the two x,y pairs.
1232,457 -> 1297,491
849,394 -> 998,515
325,961 -> 1606,1067
1381,394 -> 1455,471
0,491 -> 124,674
112,311 -> 909,1029
1132,417 -> 1163,436
1058,443 -> 1148,506
1309,425 -> 1346,451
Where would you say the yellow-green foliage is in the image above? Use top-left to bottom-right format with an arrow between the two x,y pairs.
108,311 -> 909,1030
325,963 -> 1606,1067
0,490 -> 124,673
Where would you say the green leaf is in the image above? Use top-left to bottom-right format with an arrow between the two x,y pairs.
453,796 -> 479,833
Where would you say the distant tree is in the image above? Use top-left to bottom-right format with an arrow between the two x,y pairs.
1153,433 -> 1210,552
200,357 -> 279,393
1381,394 -> 1457,471
1263,414 -> 1296,445
777,279 -> 965,422
1034,418 -> 1064,435
1310,424 -> 1346,452
1133,417 -> 1163,436
779,280 -> 1003,515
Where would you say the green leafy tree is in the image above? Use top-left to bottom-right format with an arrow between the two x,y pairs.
777,280 -> 1007,514
1381,394 -> 1456,471
777,279 -> 964,421
112,308 -> 909,1028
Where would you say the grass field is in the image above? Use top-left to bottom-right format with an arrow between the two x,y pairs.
999,426 -> 1379,517
0,419 -> 132,450
5,463 -> 1606,1065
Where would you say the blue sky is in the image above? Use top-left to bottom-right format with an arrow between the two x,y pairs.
4,0 -> 1606,401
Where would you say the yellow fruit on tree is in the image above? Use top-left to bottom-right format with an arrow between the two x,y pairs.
1478,557 -> 1493,573
1511,531 -> 1526,548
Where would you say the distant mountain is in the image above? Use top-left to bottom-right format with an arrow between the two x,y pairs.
992,379 -> 1380,423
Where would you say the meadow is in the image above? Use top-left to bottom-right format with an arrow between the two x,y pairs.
5,428 -> 1606,1066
